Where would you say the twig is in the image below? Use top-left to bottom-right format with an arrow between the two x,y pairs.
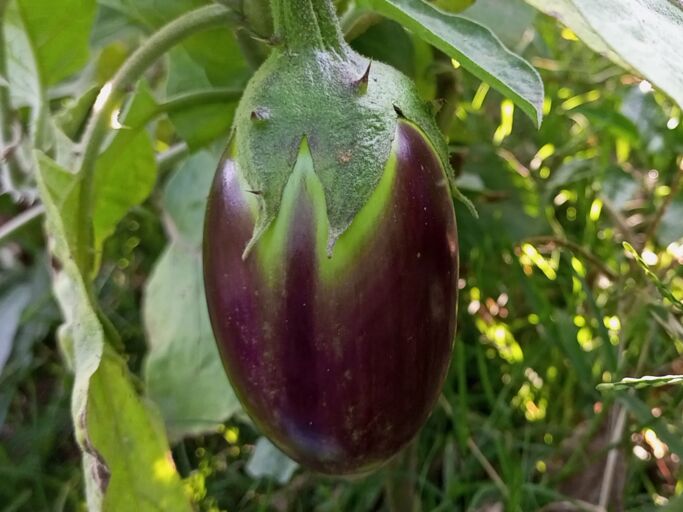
157,87 -> 242,116
597,322 -> 655,510
0,204 -> 45,245
466,437 -> 509,499
600,195 -> 639,247
0,120 -> 21,161
156,142 -> 189,177
434,52 -> 459,135
521,236 -> 619,280
597,407 -> 627,510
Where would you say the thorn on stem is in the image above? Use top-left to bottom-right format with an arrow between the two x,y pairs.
355,61 -> 372,94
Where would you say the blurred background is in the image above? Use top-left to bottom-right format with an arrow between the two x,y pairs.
0,0 -> 682,510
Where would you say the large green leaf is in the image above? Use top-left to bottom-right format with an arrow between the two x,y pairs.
92,81 -> 158,265
35,153 -> 191,510
524,0 -> 629,68
144,152 -> 240,440
573,0 -> 683,109
360,0 -> 544,126
16,0 -> 96,86
166,41 -> 243,149
527,0 -> 683,109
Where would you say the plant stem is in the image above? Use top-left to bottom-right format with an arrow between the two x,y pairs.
270,0 -> 345,51
75,4 -> 237,275
158,87 -> 243,117
0,204 -> 45,245
384,442 -> 421,512
522,236 -> 619,280
157,142 -> 189,177
238,0 -> 273,67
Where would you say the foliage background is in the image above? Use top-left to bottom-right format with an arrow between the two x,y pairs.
0,0 -> 682,511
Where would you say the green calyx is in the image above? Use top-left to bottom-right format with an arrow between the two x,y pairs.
235,0 -> 451,257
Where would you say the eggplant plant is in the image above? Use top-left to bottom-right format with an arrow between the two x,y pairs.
203,0 -> 459,474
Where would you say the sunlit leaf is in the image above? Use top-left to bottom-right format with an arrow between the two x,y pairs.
34,153 -> 191,510
360,0 -> 544,126
524,0 -> 629,68
528,0 -> 683,110
623,242 -> 683,311
92,81 -> 158,268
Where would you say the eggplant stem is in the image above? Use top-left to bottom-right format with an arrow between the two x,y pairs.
270,0 -> 346,52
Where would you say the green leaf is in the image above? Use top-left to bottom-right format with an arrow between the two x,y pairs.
598,374 -> 683,391
166,43 -> 243,149
0,283 -> 32,374
529,0 -> 683,110
97,0 -> 208,28
144,152 -> 240,440
351,20 -> 416,77
462,0 -> 535,48
35,153 -> 191,510
87,347 -> 192,511
427,0 -> 475,13
524,0 -> 629,68
554,310 -> 595,394
16,0 -> 97,86
660,198 -> 683,246
623,242 -> 683,311
573,0 -> 683,109
246,438 -> 298,485
92,81 -> 158,268
360,0 -> 544,126
159,151 -> 213,247
3,0 -> 41,110
3,0 -> 51,148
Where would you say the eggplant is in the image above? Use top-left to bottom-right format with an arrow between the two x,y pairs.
203,0 -> 459,474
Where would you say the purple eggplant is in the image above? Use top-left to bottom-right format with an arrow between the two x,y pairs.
203,0 -> 459,474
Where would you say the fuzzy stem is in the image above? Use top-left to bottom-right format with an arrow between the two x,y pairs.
270,0 -> 345,51
0,204 -> 45,245
0,0 -> 27,190
75,4 -> 236,275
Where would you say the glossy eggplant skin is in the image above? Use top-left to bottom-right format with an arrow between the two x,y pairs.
203,121 -> 458,475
